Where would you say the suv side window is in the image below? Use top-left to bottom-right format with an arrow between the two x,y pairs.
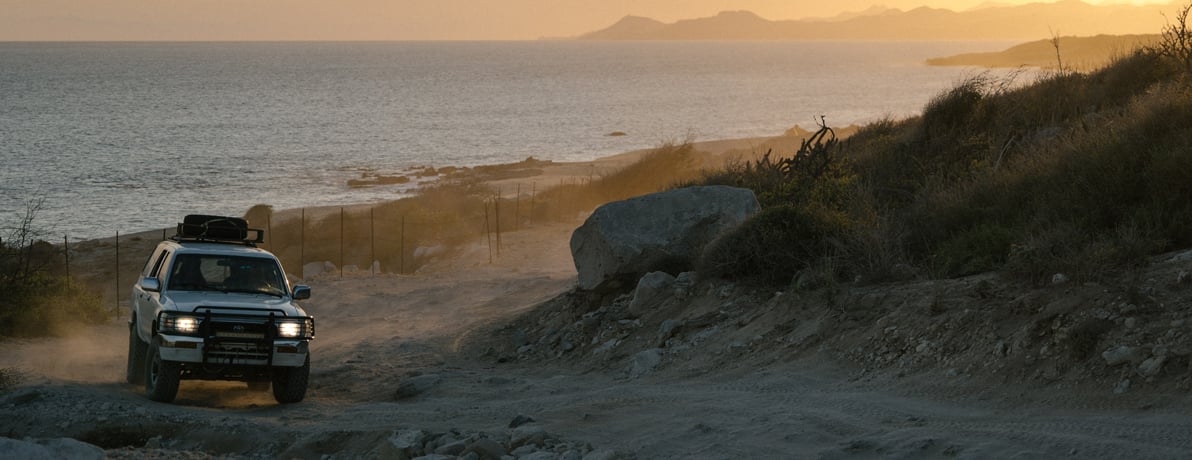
140,246 -> 165,278
147,249 -> 171,279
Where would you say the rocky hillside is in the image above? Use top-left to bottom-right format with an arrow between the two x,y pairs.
479,246 -> 1192,400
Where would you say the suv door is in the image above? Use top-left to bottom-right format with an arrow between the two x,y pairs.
133,245 -> 170,339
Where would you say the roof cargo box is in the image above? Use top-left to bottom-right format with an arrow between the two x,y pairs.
176,215 -> 263,244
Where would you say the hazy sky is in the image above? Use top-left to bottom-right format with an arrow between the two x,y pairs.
0,0 -> 1177,41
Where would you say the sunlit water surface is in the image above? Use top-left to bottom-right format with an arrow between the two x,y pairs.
0,41 -> 1031,240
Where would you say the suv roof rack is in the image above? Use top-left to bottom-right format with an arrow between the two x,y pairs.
172,214 -> 264,246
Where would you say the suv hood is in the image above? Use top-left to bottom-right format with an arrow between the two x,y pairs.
162,291 -> 307,317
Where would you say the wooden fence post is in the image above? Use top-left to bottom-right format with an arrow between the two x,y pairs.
370,207 -> 375,275
484,202 -> 493,264
400,215 -> 406,275
300,209 -> 305,279
495,189 -> 501,256
339,207 -> 344,278
115,231 -> 120,319
63,235 -> 69,290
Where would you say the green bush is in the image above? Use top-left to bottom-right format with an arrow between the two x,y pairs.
0,272 -> 107,338
932,223 -> 1016,278
699,205 -> 850,283
1,201 -> 108,338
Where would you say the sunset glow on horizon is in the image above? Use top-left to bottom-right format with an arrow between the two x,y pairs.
0,0 -> 1181,41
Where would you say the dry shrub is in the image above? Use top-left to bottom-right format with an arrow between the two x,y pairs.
1151,1 -> 1192,74
0,367 -> 21,392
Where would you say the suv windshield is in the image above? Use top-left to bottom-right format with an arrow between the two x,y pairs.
167,253 -> 286,297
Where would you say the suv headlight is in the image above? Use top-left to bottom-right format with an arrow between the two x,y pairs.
276,319 -> 313,339
159,313 -> 202,335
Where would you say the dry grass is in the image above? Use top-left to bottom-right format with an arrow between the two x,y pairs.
688,35 -> 1192,285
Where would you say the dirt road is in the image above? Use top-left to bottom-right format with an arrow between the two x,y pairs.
3,221 -> 1192,459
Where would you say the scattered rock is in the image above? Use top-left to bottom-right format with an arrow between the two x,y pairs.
412,454 -> 456,460
381,429 -> 427,459
1102,346 -> 1139,366
434,439 -> 469,456
394,375 -> 442,400
657,319 -> 679,342
673,271 -> 698,299
463,438 -> 507,460
301,261 -> 338,278
627,272 -> 676,317
519,451 -> 559,460
1138,355 -> 1166,377
1113,379 -> 1132,394
1051,273 -> 1070,285
509,425 -> 547,449
583,450 -> 626,460
628,348 -> 663,378
509,414 -> 536,428
593,339 -> 619,354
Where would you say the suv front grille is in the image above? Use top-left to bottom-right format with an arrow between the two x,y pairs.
208,320 -> 269,340
215,331 -> 265,339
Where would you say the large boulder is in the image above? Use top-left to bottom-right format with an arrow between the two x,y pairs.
570,186 -> 759,290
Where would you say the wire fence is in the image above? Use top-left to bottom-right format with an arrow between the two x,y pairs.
30,179 -> 598,320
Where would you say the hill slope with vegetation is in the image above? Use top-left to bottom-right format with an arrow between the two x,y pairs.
691,4 -> 1192,288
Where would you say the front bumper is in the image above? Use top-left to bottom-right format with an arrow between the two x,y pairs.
157,334 -> 309,367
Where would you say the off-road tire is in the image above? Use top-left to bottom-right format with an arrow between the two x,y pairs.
271,355 -> 310,404
126,322 -> 148,385
145,341 -> 181,403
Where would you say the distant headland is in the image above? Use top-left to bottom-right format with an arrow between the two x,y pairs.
576,1 -> 1177,41
928,34 -> 1161,69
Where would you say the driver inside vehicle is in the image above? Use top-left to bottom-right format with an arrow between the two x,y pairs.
169,256 -> 207,290
225,260 -> 282,294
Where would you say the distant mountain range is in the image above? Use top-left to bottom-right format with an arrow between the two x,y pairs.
578,0 -> 1178,41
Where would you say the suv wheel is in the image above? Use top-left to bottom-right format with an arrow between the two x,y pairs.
145,341 -> 181,403
125,322 -> 147,385
271,355 -> 310,404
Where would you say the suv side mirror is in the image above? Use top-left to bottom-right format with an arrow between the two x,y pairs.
292,285 -> 311,300
140,278 -> 161,293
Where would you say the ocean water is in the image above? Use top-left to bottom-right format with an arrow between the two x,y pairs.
0,41 -> 1028,241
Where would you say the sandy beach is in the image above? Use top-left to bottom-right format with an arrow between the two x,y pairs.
4,134 -> 1192,458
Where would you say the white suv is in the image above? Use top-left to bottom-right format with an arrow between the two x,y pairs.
126,215 -> 314,404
